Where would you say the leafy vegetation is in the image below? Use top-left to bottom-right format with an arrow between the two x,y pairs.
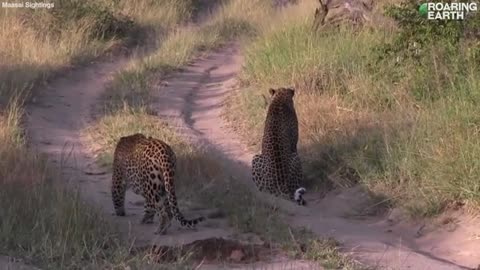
380,0 -> 480,59
226,0 -> 480,217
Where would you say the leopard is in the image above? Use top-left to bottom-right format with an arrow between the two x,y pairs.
111,133 -> 205,234
252,87 -> 306,205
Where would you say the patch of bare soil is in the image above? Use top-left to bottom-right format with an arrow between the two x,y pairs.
144,238 -> 273,264
143,238 -> 321,269
153,43 -> 480,270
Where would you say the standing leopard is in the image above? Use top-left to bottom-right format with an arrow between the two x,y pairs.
111,133 -> 204,234
252,87 -> 306,205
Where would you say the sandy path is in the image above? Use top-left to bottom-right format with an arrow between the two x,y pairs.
154,44 -> 480,270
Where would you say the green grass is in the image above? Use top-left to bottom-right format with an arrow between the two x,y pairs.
225,0 -> 480,217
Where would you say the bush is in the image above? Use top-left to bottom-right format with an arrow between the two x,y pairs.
379,0 -> 480,60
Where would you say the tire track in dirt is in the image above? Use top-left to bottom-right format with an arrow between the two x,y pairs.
153,44 -> 479,270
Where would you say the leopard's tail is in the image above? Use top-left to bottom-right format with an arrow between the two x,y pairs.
294,187 -> 306,206
162,169 -> 205,228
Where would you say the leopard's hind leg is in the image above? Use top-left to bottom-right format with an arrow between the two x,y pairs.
139,174 -> 158,224
252,154 -> 267,192
155,190 -> 173,235
112,166 -> 127,216
141,195 -> 156,224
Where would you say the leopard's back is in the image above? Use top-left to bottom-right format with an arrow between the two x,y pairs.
252,88 -> 306,205
111,133 -> 204,234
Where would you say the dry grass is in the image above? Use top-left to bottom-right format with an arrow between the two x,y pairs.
0,1 -> 206,268
114,0 -> 197,29
0,0 -> 196,101
224,0 -> 480,217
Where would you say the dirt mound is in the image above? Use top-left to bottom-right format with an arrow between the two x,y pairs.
145,238 -> 274,264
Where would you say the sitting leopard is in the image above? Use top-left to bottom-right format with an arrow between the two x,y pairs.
111,133 -> 204,234
252,87 -> 306,205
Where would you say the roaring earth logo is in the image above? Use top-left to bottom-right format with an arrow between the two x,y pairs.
419,2 -> 478,20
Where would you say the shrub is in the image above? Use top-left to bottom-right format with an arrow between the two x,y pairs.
379,0 -> 480,60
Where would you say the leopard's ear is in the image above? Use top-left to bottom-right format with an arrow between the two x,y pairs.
269,88 -> 276,96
